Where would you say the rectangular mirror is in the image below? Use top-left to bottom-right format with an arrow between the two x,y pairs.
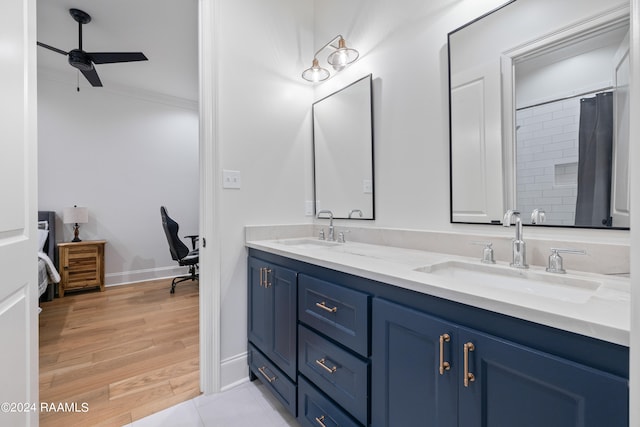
313,74 -> 374,219
448,0 -> 630,229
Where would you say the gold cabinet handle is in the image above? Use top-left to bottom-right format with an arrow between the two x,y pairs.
439,333 -> 451,375
257,366 -> 276,383
315,358 -> 337,374
264,268 -> 272,288
315,301 -> 337,313
315,415 -> 327,427
259,267 -> 272,288
463,342 -> 475,387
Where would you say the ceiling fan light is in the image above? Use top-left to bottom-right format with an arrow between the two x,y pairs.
302,58 -> 330,82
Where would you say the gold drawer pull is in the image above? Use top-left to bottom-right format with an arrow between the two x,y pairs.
315,415 -> 327,427
439,333 -> 451,375
463,342 -> 475,387
315,301 -> 337,313
264,268 -> 271,288
315,358 -> 337,374
258,267 -> 272,288
257,366 -> 276,383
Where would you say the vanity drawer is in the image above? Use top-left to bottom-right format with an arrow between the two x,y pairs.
298,325 -> 369,425
298,375 -> 362,427
299,274 -> 370,356
248,344 -> 296,417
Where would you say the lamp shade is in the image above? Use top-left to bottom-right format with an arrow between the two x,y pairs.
327,38 -> 359,71
302,58 -> 330,82
63,206 -> 89,224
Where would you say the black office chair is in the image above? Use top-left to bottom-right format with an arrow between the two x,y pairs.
160,206 -> 199,293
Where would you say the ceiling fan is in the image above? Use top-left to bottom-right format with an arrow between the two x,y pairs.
37,8 -> 148,87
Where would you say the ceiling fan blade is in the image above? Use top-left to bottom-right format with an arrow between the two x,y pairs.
37,42 -> 68,56
80,67 -> 103,87
87,52 -> 148,64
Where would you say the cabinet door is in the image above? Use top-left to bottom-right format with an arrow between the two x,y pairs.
248,257 -> 269,351
270,263 -> 297,379
458,327 -> 629,427
247,257 -> 297,380
371,299 -> 457,427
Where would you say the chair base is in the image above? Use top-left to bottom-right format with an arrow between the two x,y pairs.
171,265 -> 198,294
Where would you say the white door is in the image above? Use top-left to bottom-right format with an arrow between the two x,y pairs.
450,61 -> 505,223
0,0 -> 39,425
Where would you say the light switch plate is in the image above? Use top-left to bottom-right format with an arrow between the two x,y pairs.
223,170 -> 241,189
305,201 -> 315,216
363,179 -> 373,194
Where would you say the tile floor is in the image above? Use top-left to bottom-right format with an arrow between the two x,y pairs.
124,380 -> 298,427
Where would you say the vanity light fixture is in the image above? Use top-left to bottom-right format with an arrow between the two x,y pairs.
302,35 -> 359,82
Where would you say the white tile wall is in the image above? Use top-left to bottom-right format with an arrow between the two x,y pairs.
516,97 -> 581,225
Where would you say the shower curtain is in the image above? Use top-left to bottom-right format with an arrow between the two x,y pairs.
575,91 -> 613,227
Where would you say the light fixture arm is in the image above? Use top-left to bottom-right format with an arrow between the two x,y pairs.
311,34 -> 345,62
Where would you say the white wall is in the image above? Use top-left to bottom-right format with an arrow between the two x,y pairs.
309,0 -> 630,246
38,76 -> 199,285
208,0 -> 634,389
516,45 -> 620,109
215,0 -> 314,385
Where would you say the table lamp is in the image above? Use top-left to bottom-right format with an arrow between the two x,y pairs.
63,205 -> 89,242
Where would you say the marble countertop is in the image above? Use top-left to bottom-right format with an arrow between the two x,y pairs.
246,237 -> 630,346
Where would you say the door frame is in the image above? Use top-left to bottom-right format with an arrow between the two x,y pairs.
197,0 -> 220,394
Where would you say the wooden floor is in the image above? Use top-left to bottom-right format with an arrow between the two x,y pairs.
39,278 -> 200,427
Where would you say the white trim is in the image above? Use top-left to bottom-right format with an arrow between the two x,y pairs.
104,265 -> 190,286
628,0 -> 639,424
220,352 -> 249,391
198,0 -> 221,395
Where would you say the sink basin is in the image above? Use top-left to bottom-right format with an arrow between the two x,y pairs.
278,238 -> 341,249
414,261 -> 601,303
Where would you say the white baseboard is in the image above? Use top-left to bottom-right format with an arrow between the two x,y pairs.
220,352 -> 249,391
104,266 -> 190,287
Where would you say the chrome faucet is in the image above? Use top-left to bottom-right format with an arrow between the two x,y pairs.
531,208 -> 546,225
503,210 -> 528,269
317,210 -> 335,241
348,209 -> 363,219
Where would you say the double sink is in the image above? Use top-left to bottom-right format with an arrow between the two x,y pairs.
276,238 -> 602,304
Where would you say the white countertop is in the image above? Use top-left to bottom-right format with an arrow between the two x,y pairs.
246,237 -> 630,346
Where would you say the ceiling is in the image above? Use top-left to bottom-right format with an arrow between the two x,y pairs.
36,0 -> 198,101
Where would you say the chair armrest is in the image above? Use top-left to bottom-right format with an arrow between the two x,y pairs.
184,235 -> 199,250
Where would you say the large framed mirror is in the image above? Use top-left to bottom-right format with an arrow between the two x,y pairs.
313,74 -> 374,219
448,0 -> 630,229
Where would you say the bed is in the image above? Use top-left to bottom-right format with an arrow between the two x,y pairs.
38,211 -> 60,302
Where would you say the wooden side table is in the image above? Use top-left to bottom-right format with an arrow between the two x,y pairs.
58,240 -> 106,297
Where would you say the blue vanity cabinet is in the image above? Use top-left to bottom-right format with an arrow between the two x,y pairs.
371,298 -> 458,427
247,249 -> 629,427
371,298 -> 629,427
297,273 -> 371,426
457,327 -> 629,427
248,256 -> 298,403
298,274 -> 370,357
298,375 -> 361,427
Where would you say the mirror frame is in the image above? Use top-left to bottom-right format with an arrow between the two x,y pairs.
447,1 -> 630,230
312,74 -> 375,220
